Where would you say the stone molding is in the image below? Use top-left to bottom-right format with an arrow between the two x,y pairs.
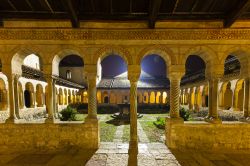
1,29 -> 250,40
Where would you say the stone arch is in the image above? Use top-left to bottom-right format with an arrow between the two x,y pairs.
102,91 -> 109,104
137,45 -> 174,67
9,47 -> 44,75
51,48 -> 85,76
234,79 -> 244,111
149,91 -> 156,104
0,78 -> 8,110
24,82 -> 35,108
143,91 -> 149,103
155,91 -> 161,104
162,91 -> 167,104
183,46 -> 218,65
94,46 -> 131,65
222,47 -> 249,76
36,84 -> 44,107
183,46 -> 219,77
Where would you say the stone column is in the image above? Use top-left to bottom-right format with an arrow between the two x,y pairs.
169,72 -> 183,118
84,65 -> 98,121
243,77 -> 250,120
128,65 -> 140,165
205,76 -> 221,123
45,76 -> 55,123
6,74 -> 20,123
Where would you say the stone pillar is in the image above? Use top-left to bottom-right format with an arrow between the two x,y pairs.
45,76 -> 55,123
128,65 -> 140,165
85,65 -> 98,121
205,76 -> 221,123
6,74 -> 20,123
169,72 -> 183,118
54,84 -> 59,119
243,78 -> 250,120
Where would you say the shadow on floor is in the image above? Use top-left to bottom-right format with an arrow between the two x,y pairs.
1,147 -> 97,166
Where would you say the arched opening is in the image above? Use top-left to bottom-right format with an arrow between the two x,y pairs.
68,90 -> 72,104
224,55 -> 241,75
140,54 -> 169,110
23,54 -> 42,70
182,55 -> 206,84
149,92 -> 156,104
219,82 -> 233,110
64,89 -> 68,105
162,92 -> 167,104
36,84 -> 44,107
102,91 -> 109,104
183,55 -> 206,111
202,85 -> 209,107
234,79 -> 244,111
25,82 -> 34,108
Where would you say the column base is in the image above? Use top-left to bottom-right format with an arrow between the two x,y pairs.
204,116 -> 221,124
84,116 -> 99,124
45,116 -> 54,123
128,142 -> 138,166
5,117 -> 16,123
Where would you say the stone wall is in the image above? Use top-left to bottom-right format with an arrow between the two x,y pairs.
0,121 -> 99,151
166,119 -> 250,151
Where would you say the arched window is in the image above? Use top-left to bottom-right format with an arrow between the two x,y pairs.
66,70 -> 72,79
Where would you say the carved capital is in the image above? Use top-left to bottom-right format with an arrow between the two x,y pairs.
168,72 -> 184,81
128,65 -> 141,82
84,65 -> 97,78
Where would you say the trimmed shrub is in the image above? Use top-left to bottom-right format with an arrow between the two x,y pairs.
154,117 -> 165,129
180,107 -> 190,121
60,106 -> 77,121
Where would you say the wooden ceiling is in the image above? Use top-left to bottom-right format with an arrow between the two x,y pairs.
1,0 -> 250,28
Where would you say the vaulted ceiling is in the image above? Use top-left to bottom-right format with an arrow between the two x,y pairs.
1,0 -> 250,28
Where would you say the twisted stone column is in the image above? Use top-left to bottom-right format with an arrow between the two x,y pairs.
45,76 -> 55,123
129,80 -> 138,152
205,77 -> 221,123
128,65 -> 140,166
169,73 -> 183,118
86,75 -> 97,120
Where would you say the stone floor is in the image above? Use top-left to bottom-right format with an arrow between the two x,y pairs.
1,142 -> 250,166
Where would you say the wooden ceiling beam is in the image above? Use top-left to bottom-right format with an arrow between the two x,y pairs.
224,0 -> 250,28
39,0 -> 54,13
148,0 -> 162,29
62,0 -> 80,28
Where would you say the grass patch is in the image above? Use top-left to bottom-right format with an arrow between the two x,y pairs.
100,122 -> 117,142
75,114 -> 87,121
122,124 -> 130,142
140,121 -> 165,143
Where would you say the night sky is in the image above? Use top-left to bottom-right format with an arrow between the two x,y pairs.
101,54 -> 206,77
101,54 -> 167,77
